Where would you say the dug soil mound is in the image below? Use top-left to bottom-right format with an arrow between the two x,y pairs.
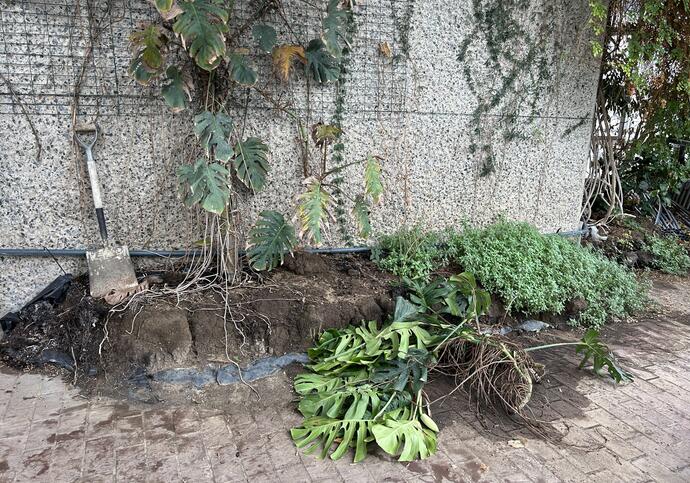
0,253 -> 395,399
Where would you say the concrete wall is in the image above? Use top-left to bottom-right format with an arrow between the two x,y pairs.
0,0 -> 599,315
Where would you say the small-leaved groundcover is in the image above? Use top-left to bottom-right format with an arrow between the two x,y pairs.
291,274 -> 630,462
373,221 -> 648,328
451,221 -> 647,328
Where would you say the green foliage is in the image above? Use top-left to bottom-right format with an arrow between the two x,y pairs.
228,53 -> 258,86
232,137 -> 269,192
352,196 -> 371,238
154,0 -> 174,13
305,39 -> 340,84
372,228 -> 450,281
246,211 -> 297,271
161,66 -> 192,112
451,221 -> 646,327
173,0 -> 229,71
577,329 -> 632,383
292,273 -> 631,462
591,0 -> 690,203
297,181 -> 331,244
194,111 -> 234,162
644,234 -> 690,275
322,0 -> 349,59
177,159 -> 229,214
371,407 -> 438,461
456,0 -> 555,176
364,156 -> 383,204
252,24 -> 277,53
126,0 -> 382,270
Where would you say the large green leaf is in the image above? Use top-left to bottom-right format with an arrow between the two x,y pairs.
252,24 -> 277,53
371,407 -> 438,461
246,211 -> 297,271
322,0 -> 349,59
291,415 -> 371,462
364,156 -> 383,204
161,66 -> 192,112
371,349 -> 431,393
576,329 -> 633,383
352,196 -> 371,238
393,297 -> 421,323
305,39 -> 340,83
173,0 -> 229,71
448,272 -> 491,318
297,181 -> 331,244
193,111 -> 234,162
176,158 -> 229,214
232,137 -> 269,192
228,53 -> 258,86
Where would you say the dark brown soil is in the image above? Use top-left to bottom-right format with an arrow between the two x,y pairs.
0,252 -> 396,399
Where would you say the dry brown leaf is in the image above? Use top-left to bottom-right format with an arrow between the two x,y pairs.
272,45 -> 306,81
379,41 -> 392,58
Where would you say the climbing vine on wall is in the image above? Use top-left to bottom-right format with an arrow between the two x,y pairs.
456,0 -> 558,176
127,0 -> 383,271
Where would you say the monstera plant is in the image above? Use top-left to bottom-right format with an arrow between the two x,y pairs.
128,0 -> 379,270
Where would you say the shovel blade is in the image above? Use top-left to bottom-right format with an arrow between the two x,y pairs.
86,245 -> 138,298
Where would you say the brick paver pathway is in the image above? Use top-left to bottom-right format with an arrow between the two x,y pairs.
1,278 -> 690,482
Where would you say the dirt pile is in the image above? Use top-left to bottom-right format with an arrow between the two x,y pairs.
0,253 -> 395,396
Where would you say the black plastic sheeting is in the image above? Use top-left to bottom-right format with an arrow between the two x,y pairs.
1,274 -> 73,332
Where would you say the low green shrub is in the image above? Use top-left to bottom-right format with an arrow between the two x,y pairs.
449,221 -> 646,327
644,235 -> 690,276
371,227 -> 450,281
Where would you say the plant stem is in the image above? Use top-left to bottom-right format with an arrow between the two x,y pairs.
523,342 -> 579,352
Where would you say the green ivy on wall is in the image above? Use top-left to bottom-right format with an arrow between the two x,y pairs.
457,0 -> 557,176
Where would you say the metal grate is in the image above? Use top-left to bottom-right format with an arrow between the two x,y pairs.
0,0 -> 412,120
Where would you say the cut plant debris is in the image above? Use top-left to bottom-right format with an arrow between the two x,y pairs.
291,273 -> 631,463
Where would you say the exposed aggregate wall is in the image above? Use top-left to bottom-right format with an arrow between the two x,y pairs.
0,0 -> 599,314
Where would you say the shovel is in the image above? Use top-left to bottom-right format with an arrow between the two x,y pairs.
74,124 -> 139,298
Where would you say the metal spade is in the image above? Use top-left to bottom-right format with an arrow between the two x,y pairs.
74,124 -> 138,298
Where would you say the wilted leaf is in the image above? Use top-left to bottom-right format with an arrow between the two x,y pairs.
364,156 -> 383,204
173,0 -> 229,71
247,211 -> 297,271
305,39 -> 340,84
232,137 -> 269,192
298,180 -> 331,244
252,24 -> 277,53
228,53 -> 258,86
129,57 -> 157,85
272,45 -> 306,81
177,158 -> 229,214
322,0 -> 349,59
161,65 -> 192,112
312,123 -> 342,146
193,111 -> 234,162
128,24 -> 167,84
352,196 -> 371,238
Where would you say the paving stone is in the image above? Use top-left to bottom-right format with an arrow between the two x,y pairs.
2,312 -> 690,482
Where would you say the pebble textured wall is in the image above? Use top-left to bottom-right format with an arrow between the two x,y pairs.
0,0 -> 599,314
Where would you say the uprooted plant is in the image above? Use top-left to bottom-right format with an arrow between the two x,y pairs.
290,273 -> 631,462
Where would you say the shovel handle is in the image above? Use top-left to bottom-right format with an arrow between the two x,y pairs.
75,126 -> 109,243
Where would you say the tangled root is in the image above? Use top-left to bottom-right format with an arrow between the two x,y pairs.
434,335 -> 544,412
